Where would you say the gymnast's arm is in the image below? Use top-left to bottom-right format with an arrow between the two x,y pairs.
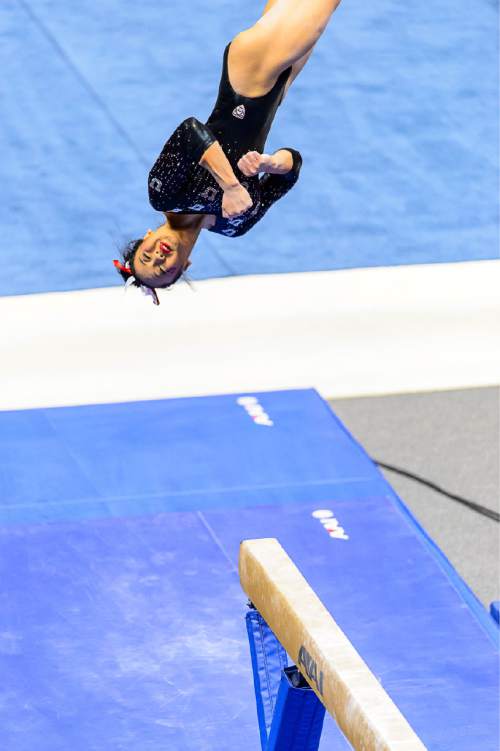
233,148 -> 302,236
148,116 -> 251,217
264,149 -> 294,173
238,148 -> 294,176
264,148 -> 301,182
199,142 -> 253,218
148,117 -> 217,209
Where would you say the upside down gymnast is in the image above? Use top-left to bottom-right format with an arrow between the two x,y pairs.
114,0 -> 342,304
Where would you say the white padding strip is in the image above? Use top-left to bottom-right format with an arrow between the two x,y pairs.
1,260 -> 499,410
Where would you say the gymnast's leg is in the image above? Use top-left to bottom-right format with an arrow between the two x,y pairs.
260,0 -> 318,101
258,0 -> 342,66
230,0 -> 342,94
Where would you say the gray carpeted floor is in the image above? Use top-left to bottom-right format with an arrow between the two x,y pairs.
329,387 -> 499,610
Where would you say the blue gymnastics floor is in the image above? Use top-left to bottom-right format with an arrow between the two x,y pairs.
0,389 -> 498,750
1,0 -> 498,296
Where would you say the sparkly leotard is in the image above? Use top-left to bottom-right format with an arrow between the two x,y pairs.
147,42 -> 302,238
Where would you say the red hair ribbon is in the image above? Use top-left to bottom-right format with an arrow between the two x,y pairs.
113,259 -> 132,275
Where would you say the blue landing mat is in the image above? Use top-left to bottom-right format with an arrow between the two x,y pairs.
0,390 -> 498,750
0,389 -> 387,525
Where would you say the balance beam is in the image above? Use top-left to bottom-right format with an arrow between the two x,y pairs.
239,538 -> 428,751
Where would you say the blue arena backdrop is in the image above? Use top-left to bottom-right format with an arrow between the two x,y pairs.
1,0 -> 498,296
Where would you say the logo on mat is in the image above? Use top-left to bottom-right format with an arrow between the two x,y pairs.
237,396 -> 273,427
312,509 -> 349,541
232,104 -> 246,120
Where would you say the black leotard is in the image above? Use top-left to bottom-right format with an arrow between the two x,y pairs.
147,42 -> 302,238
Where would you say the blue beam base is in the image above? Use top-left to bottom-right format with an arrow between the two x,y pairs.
245,608 -> 326,751
246,608 -> 288,750
267,667 -> 326,751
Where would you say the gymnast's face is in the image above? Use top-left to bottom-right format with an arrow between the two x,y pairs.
133,227 -> 190,288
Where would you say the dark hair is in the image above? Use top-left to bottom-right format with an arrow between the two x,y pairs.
115,238 -> 184,290
114,239 -> 142,286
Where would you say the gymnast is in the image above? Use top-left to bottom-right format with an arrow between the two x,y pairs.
114,0 -> 342,304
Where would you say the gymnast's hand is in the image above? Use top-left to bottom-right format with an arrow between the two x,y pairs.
237,151 -> 272,177
222,182 -> 253,219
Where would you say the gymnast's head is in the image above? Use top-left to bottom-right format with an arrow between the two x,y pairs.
114,217 -> 199,305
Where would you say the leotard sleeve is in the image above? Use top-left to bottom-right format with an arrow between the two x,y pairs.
235,148 -> 302,236
148,117 -> 217,211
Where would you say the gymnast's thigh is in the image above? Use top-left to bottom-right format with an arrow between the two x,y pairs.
231,0 -> 339,88
227,30 -> 285,98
